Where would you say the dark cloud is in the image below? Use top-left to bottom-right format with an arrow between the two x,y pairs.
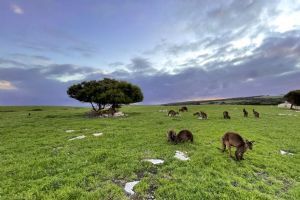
127,57 -> 157,75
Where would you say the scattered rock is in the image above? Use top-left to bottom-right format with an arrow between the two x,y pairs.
68,135 -> 86,141
124,181 -> 140,195
158,109 -> 168,112
66,130 -> 75,133
93,133 -> 103,137
114,112 -> 125,117
280,150 -> 294,155
174,151 -> 190,161
198,116 -> 208,120
143,159 -> 164,165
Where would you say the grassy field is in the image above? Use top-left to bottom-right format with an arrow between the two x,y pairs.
0,105 -> 299,200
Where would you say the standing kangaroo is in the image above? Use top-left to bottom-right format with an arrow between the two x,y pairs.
221,132 -> 254,161
253,109 -> 260,118
243,108 -> 248,117
223,111 -> 231,119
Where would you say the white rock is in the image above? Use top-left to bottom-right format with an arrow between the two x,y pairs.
66,130 -> 75,133
93,133 -> 103,137
158,109 -> 168,112
280,150 -> 294,155
143,159 -> 164,165
124,181 -> 140,195
174,151 -> 190,161
114,112 -> 125,117
68,135 -> 86,141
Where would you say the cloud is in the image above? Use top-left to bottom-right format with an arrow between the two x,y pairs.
0,80 -> 16,90
0,30 -> 300,105
127,57 -> 157,75
11,4 -> 24,15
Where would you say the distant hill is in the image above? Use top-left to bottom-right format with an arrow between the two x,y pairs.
162,95 -> 285,106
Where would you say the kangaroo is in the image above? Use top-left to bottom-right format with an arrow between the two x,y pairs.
200,111 -> 208,119
179,106 -> 188,112
223,111 -> 231,119
193,111 -> 208,119
221,132 -> 254,161
253,109 -> 260,118
167,130 -> 177,142
243,108 -> 248,117
168,110 -> 179,117
253,109 -> 259,118
167,129 -> 193,144
193,112 -> 200,116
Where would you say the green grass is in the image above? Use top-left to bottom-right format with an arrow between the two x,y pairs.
0,105 -> 299,200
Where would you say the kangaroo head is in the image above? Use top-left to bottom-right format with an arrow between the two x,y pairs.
245,140 -> 254,150
168,130 -> 177,142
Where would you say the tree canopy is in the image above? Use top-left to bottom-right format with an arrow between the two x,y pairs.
284,90 -> 300,109
67,78 -> 143,111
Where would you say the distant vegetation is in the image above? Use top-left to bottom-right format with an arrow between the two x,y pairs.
284,90 -> 300,109
163,95 -> 285,106
67,78 -> 143,113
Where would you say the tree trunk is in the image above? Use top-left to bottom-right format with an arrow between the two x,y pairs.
290,104 -> 294,109
90,102 -> 97,112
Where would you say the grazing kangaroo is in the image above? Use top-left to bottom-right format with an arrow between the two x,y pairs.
193,112 -> 200,116
243,108 -> 248,117
223,111 -> 231,119
168,110 -> 179,117
179,106 -> 188,112
253,109 -> 260,118
193,111 -> 208,119
167,129 -> 193,144
167,130 -> 177,142
200,111 -> 208,119
221,132 -> 254,161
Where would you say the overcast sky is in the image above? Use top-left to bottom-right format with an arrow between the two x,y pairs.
0,0 -> 300,105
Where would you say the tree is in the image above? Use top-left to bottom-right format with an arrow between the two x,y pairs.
284,90 -> 300,109
67,78 -> 143,112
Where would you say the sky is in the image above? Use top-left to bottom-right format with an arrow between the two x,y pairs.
0,0 -> 300,105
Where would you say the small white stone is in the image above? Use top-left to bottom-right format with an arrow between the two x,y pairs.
124,181 -> 140,195
280,150 -> 294,155
158,110 -> 168,112
68,135 -> 86,141
114,112 -> 125,117
143,159 -> 164,165
174,151 -> 190,161
93,133 -> 103,137
66,130 -> 75,133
